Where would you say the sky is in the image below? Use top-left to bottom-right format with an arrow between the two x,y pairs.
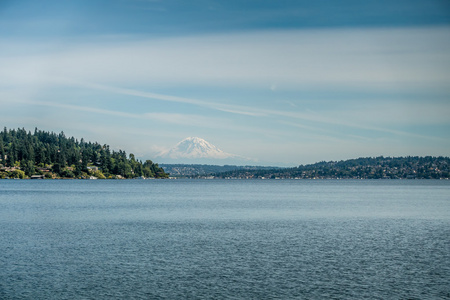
1,0 -> 450,166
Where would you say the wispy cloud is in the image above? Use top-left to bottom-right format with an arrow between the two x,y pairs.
13,98 -> 140,119
65,81 -> 448,141
73,81 -> 266,117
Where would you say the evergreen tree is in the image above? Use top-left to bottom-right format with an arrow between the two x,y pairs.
22,160 -> 35,177
7,141 -> 17,167
0,139 -> 5,164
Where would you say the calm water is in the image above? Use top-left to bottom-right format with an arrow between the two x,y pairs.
0,179 -> 449,299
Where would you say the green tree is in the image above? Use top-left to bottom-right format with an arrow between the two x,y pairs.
93,170 -> 106,179
7,142 -> 18,167
10,169 -> 26,179
52,163 -> 62,175
22,160 -> 35,177
0,139 -> 5,165
56,151 -> 67,167
60,168 -> 74,178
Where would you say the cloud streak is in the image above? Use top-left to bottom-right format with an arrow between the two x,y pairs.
74,81 -> 266,117
29,80 -> 445,142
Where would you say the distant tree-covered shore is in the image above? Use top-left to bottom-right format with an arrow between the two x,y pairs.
213,156 -> 450,179
0,127 -> 168,179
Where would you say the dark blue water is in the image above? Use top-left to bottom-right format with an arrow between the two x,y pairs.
0,180 -> 449,299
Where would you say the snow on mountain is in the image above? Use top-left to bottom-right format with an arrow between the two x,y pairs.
157,137 -> 236,160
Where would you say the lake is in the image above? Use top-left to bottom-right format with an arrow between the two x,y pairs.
0,179 -> 449,299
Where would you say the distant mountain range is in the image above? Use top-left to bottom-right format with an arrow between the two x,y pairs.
155,137 -> 255,165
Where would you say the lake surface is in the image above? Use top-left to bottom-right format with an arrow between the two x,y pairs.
0,179 -> 449,299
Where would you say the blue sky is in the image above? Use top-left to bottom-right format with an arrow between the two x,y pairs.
1,0 -> 449,166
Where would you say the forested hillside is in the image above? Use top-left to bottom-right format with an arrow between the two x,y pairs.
214,156 -> 450,179
0,127 -> 168,179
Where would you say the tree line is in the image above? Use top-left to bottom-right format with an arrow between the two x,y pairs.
0,127 -> 168,179
214,156 -> 450,179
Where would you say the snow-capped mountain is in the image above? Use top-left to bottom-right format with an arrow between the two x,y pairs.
156,137 -> 253,165
158,137 -> 234,159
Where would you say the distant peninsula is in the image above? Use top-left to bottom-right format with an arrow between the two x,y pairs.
0,127 -> 168,179
162,156 -> 450,179
211,156 -> 450,179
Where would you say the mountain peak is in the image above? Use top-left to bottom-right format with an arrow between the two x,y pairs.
157,137 -> 234,160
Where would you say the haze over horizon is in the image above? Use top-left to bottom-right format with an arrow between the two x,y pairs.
1,0 -> 449,166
